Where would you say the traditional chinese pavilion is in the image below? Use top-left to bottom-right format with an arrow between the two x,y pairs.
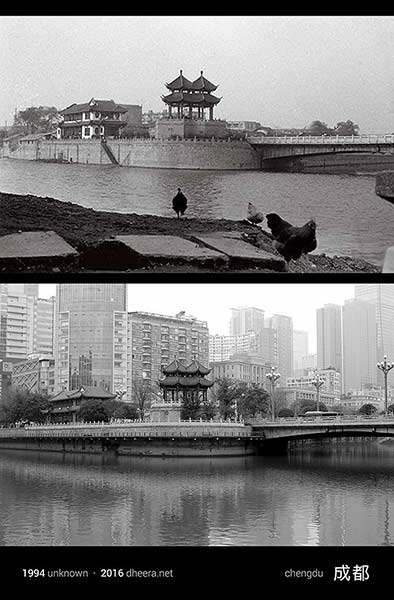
162,70 -> 221,121
150,358 -> 214,422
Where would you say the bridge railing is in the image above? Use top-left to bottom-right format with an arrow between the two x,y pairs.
249,415 -> 394,425
247,134 -> 394,145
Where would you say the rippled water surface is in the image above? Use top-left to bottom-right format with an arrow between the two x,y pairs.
1,159 -> 393,264
1,443 -> 394,546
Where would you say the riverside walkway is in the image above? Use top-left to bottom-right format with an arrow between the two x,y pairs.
0,420 -> 251,439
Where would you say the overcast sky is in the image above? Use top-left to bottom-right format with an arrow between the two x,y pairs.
39,283 -> 356,352
1,16 -> 394,132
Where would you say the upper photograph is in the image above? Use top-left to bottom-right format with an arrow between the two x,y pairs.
0,15 -> 394,275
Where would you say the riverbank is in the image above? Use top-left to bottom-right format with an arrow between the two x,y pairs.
0,192 -> 381,272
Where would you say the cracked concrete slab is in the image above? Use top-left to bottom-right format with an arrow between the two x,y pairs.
191,233 -> 286,271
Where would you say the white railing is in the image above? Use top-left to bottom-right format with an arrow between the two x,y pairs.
252,415 -> 394,426
248,135 -> 394,145
0,419 -> 251,439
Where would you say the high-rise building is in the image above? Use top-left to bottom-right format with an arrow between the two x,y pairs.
127,311 -> 209,400
230,307 -> 265,336
0,284 -> 55,399
316,304 -> 342,371
55,284 -> 128,394
267,314 -> 293,381
209,332 -> 257,362
293,330 -> 309,371
342,298 -> 377,392
354,284 -> 394,367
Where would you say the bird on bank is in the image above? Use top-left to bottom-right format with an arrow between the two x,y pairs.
172,188 -> 188,219
247,202 -> 265,226
266,213 -> 317,262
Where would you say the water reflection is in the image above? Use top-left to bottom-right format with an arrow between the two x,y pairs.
1,159 -> 392,264
1,443 -> 394,546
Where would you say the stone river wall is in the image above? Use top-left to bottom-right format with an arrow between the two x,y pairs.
3,138 -> 260,170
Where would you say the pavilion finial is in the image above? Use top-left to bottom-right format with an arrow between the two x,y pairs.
180,69 -> 183,74
201,70 -> 203,75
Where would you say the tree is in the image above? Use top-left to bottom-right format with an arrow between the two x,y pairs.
306,120 -> 333,136
238,383 -> 270,419
358,403 -> 377,416
388,404 -> 394,414
0,389 -> 50,424
181,393 -> 202,420
333,120 -> 359,136
104,400 -> 138,420
77,399 -> 110,422
212,378 -> 240,420
270,390 -> 289,418
132,379 -> 158,420
199,397 -> 217,420
278,408 -> 294,417
13,106 -> 61,135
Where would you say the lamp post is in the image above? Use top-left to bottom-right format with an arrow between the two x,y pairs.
311,371 -> 324,412
377,355 -> 394,415
266,366 -> 280,421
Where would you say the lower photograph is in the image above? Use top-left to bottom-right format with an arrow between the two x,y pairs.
0,281 -> 394,588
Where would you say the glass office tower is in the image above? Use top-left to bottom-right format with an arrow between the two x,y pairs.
55,284 -> 128,394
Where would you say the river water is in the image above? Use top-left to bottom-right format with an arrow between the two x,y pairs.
0,158 -> 393,265
1,443 -> 394,546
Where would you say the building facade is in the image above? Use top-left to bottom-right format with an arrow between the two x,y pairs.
316,303 -> 342,372
293,330 -> 309,372
354,284 -> 394,376
210,354 -> 269,387
55,284 -> 128,394
267,314 -> 293,382
11,355 -> 55,396
230,306 -> 265,336
342,298 -> 377,392
0,284 -> 55,399
57,98 -> 127,139
286,368 -> 341,400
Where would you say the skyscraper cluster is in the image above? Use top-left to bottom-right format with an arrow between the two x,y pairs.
210,306 -> 294,384
0,283 -> 210,403
317,285 -> 394,394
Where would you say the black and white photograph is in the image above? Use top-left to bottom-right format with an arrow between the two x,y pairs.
1,13 -> 394,591
0,16 -> 394,274
0,283 -> 394,581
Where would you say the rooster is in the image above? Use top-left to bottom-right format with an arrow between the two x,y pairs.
247,202 -> 264,226
172,188 -> 188,219
266,213 -> 317,262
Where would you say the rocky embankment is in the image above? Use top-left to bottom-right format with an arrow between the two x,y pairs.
0,192 -> 381,273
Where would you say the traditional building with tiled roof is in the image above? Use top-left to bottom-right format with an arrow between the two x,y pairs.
46,385 -> 117,423
57,97 -> 128,140
162,70 -> 221,120
150,359 -> 214,422
154,70 -> 226,140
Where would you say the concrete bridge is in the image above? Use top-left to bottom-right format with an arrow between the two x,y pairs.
0,416 -> 392,456
247,134 -> 394,172
249,415 -> 394,453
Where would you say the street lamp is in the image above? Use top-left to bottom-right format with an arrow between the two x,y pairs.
377,355 -> 394,415
311,371 -> 324,412
266,366 -> 280,420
